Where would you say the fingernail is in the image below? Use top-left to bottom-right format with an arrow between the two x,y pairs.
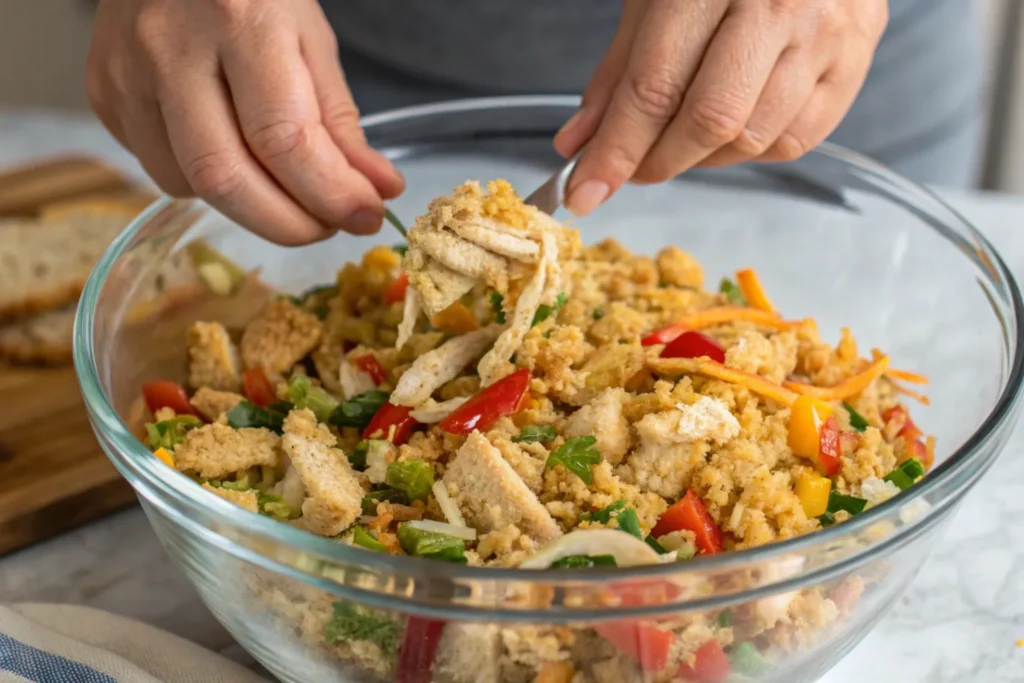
566,179 -> 609,217
556,108 -> 586,139
345,210 -> 383,235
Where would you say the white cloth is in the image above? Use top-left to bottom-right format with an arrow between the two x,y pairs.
0,604 -> 268,683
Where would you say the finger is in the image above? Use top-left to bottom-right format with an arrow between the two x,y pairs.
566,1 -> 729,216
759,51 -> 872,163
159,70 -> 333,246
633,6 -> 789,183
222,22 -> 385,234
696,48 -> 818,168
553,0 -> 646,158
301,10 -> 404,200
120,99 -> 193,196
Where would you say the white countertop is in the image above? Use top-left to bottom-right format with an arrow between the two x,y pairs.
1,108 -> 1023,682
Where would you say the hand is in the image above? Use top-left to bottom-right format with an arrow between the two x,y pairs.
86,0 -> 404,245
554,0 -> 888,216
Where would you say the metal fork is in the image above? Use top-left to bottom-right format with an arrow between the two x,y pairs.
523,155 -> 580,216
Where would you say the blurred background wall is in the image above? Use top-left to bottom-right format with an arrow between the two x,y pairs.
0,0 -> 1021,192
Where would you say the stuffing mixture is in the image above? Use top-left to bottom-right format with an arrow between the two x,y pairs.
140,179 -> 934,682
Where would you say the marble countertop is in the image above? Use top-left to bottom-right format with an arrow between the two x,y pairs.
1,108 -> 1024,682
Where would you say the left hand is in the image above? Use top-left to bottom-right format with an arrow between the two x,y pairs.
555,0 -> 889,216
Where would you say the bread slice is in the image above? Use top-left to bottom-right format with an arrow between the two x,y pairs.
0,305 -> 76,364
0,197 -> 152,320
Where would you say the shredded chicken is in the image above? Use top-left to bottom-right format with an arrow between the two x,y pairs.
391,325 -> 503,407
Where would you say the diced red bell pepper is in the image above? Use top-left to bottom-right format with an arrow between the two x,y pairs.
363,402 -> 417,444
142,380 -> 196,416
678,640 -> 731,682
609,580 -> 688,608
242,369 -> 276,407
651,490 -> 724,555
817,415 -> 841,477
905,437 -> 928,462
641,323 -> 687,347
882,406 -> 923,441
395,616 -> 446,683
354,354 -> 386,385
439,369 -> 531,434
594,621 -> 675,672
660,331 -> 726,364
383,274 -> 409,304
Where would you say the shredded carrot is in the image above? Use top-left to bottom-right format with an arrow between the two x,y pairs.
784,355 -> 890,401
648,357 -> 798,405
890,379 -> 931,406
885,368 -> 929,385
672,306 -> 810,332
735,268 -> 776,314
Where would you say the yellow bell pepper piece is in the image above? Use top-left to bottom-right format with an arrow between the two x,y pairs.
430,301 -> 480,335
362,244 -> 401,271
788,395 -> 834,460
795,471 -> 832,517
153,447 -> 175,468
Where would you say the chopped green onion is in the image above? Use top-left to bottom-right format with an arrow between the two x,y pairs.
392,244 -> 408,256
143,415 -> 203,450
513,424 -> 557,443
883,458 -> 926,491
352,527 -> 388,553
349,440 -> 371,471
257,493 -> 299,520
545,436 -> 601,485
384,209 -> 407,238
843,403 -> 869,432
675,543 -> 697,561
550,554 -> 617,569
645,535 -> 668,554
583,500 -> 642,539
717,610 -> 733,627
384,460 -> 434,502
719,277 -> 747,306
730,642 -> 772,676
592,307 -> 605,320
490,292 -> 506,324
226,400 -> 286,434
827,491 -> 868,516
324,601 -> 398,656
397,523 -> 467,563
286,374 -> 339,423
361,488 -> 409,515
531,292 -> 568,327
330,390 -> 390,429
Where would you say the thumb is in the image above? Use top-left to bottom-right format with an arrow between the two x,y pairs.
553,0 -> 646,158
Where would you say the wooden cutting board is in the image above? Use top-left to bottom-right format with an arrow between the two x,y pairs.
0,156 -> 144,555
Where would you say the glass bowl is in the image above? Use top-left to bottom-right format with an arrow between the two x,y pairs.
75,96 -> 1024,683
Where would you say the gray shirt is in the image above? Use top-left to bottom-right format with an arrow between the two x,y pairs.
323,0 -> 987,187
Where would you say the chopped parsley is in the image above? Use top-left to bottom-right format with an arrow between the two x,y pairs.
330,390 -> 390,430
384,460 -> 434,502
490,292 -> 506,324
144,415 -> 202,450
531,292 -> 568,326
550,554 -> 617,569
324,601 -> 398,656
592,307 -> 605,320
843,403 -> 869,432
584,499 -> 642,538
717,610 -> 733,627
397,523 -> 467,563
513,424 -> 558,443
226,400 -> 288,434
545,435 -> 601,485
719,277 -> 747,306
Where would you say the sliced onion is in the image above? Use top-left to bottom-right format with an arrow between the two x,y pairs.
519,529 -> 662,569
406,519 -> 477,541
279,465 -> 306,511
339,361 -> 376,400
411,397 -> 469,424
432,481 -> 467,527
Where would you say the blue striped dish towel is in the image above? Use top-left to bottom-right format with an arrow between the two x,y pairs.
0,604 -> 268,683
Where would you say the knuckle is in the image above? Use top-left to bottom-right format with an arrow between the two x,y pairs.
626,71 -> 682,121
632,158 -> 676,185
731,127 -> 771,158
594,140 -> 646,185
247,119 -> 311,162
772,132 -> 809,161
185,150 -> 244,201
209,0 -> 252,25
686,96 -> 747,146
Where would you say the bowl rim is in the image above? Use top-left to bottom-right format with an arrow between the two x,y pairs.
74,94 -> 1024,594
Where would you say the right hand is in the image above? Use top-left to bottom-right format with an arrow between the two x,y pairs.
86,0 -> 404,245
